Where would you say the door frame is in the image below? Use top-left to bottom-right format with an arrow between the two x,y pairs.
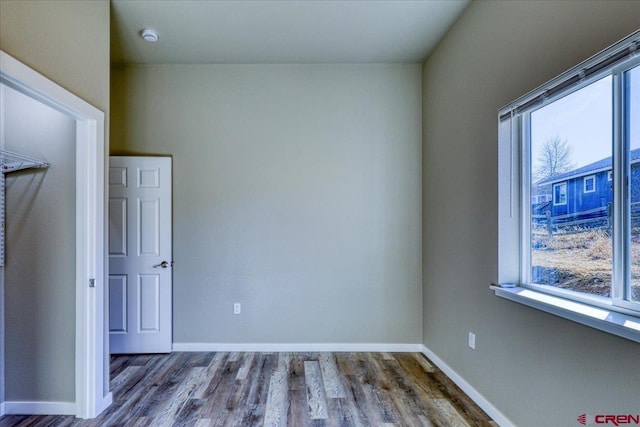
0,51 -> 109,418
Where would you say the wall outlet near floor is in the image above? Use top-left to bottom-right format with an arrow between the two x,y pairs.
468,332 -> 476,350
233,303 -> 241,315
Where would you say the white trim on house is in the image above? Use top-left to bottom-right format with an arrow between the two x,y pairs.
0,50 -> 107,419
421,345 -> 514,427
172,342 -> 423,352
536,157 -> 640,186
552,181 -> 567,205
583,174 -> 596,193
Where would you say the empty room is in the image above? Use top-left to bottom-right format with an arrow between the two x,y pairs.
1,1 -> 640,426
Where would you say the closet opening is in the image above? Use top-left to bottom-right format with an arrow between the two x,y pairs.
0,51 -> 108,419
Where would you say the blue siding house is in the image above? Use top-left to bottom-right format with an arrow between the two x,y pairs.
535,148 -> 640,227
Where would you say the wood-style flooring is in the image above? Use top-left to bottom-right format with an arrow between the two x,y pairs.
0,352 -> 497,427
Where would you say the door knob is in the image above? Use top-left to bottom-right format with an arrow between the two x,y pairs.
153,261 -> 169,269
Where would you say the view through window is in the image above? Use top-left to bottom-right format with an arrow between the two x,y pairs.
530,76 -> 614,297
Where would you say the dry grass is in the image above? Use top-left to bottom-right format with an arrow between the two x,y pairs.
532,229 -> 612,275
531,228 -> 640,298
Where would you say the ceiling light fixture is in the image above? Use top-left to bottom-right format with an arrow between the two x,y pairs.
140,29 -> 159,43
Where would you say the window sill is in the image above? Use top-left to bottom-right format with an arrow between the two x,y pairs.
490,285 -> 640,343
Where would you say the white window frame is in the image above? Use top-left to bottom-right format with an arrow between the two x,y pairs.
496,30 -> 640,343
583,174 -> 596,193
553,182 -> 567,205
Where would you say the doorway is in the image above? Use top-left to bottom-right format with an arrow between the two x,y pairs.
0,51 -> 108,418
109,156 -> 173,354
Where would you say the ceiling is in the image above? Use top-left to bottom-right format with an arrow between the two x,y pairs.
110,0 -> 470,64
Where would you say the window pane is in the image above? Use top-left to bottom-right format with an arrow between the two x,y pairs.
626,65 -> 640,302
553,183 -> 567,205
584,175 -> 595,193
530,76 -> 612,297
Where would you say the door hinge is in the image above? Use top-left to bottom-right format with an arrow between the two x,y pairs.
89,278 -> 96,288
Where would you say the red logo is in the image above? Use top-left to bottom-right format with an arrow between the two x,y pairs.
579,414 -> 596,425
578,414 -> 640,426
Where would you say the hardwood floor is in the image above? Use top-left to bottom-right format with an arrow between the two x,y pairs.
0,352 -> 497,426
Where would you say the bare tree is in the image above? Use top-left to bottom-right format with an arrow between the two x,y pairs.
535,137 -> 574,180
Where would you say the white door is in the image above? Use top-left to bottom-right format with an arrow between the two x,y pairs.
109,156 -> 172,353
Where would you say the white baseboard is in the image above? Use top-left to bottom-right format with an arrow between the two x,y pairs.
0,393 -> 112,419
2,400 -> 76,416
93,391 -> 113,418
173,342 -> 422,352
421,345 -> 514,427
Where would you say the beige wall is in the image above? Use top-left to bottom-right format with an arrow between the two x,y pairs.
0,0 -> 110,403
0,0 -> 110,113
422,1 -> 640,426
111,64 -> 422,345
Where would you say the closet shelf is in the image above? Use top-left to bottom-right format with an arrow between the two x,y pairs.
0,149 -> 49,173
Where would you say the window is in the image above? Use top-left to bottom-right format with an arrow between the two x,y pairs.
497,30 -> 640,340
530,76 -> 612,297
553,182 -> 567,205
583,175 -> 596,193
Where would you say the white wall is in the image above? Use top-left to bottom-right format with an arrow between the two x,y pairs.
111,64 -> 422,345
422,1 -> 640,426
2,85 -> 76,402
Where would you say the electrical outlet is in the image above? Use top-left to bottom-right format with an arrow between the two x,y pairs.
233,303 -> 241,315
468,332 -> 476,350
